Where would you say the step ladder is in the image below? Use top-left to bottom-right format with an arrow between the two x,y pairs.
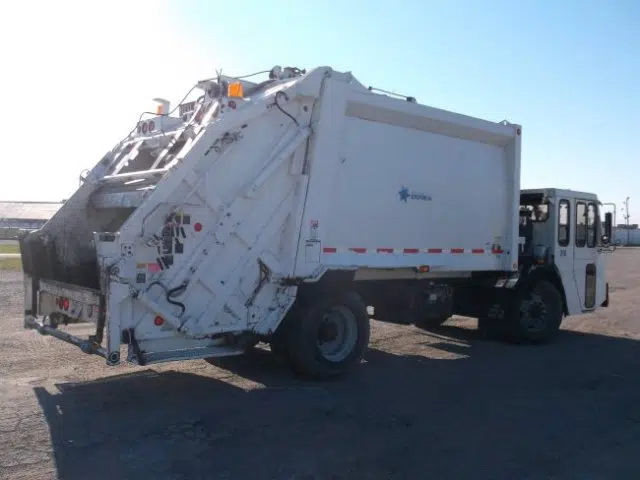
90,97 -> 221,210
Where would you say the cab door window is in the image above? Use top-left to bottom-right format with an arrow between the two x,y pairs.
558,199 -> 570,246
587,203 -> 597,248
575,202 -> 587,248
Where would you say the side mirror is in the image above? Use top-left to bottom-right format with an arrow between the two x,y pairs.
603,212 -> 613,244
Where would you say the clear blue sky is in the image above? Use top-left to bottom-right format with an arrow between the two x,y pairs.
171,0 -> 639,222
2,0 -> 638,223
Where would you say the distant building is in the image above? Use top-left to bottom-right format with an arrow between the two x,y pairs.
0,201 -> 63,238
614,225 -> 640,246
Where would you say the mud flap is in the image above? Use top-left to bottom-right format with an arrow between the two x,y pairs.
601,282 -> 609,307
23,275 -> 37,327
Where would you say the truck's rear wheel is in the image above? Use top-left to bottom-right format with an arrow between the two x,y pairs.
283,290 -> 370,379
505,280 -> 563,344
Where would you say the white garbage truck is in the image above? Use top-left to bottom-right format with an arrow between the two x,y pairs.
19,65 -> 613,378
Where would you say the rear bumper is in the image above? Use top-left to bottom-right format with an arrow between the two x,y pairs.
24,272 -> 104,324
23,273 -> 115,363
36,278 -> 104,324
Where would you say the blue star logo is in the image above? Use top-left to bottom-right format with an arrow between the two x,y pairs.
399,186 -> 410,203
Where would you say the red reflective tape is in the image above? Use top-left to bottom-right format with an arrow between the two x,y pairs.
322,247 -> 490,255
148,263 -> 161,273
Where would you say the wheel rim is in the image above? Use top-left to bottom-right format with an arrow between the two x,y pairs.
316,306 -> 358,362
519,292 -> 549,333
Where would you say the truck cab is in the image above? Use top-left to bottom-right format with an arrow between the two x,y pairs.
518,188 -> 610,316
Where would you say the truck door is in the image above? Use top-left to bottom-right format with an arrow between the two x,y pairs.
572,200 -> 599,311
554,198 -> 579,312
595,208 -> 608,307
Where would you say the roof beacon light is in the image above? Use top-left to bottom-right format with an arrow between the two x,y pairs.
153,98 -> 170,115
227,82 -> 243,98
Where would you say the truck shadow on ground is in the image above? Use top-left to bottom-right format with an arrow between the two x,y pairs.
34,326 -> 640,480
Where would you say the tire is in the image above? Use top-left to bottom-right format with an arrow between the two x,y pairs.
283,290 -> 371,379
505,280 -> 563,344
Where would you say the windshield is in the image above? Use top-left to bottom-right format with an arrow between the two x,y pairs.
519,203 -> 549,222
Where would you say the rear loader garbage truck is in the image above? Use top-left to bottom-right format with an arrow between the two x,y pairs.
19,65 -> 613,379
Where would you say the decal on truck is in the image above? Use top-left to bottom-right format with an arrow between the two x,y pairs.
309,220 -> 319,240
398,186 -> 432,203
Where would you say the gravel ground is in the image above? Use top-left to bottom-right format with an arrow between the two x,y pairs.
0,251 -> 639,480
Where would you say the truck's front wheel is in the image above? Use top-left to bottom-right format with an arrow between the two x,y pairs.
283,290 -> 370,379
506,280 -> 563,344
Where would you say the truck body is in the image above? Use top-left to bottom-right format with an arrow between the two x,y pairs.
19,65 -> 612,378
